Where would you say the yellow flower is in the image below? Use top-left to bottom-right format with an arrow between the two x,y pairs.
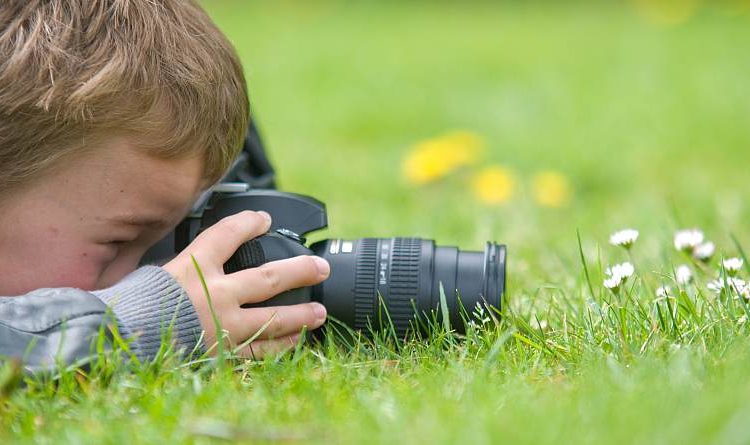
471,166 -> 516,205
402,131 -> 484,185
631,0 -> 701,26
532,171 -> 572,208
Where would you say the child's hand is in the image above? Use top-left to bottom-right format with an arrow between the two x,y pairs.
163,211 -> 329,358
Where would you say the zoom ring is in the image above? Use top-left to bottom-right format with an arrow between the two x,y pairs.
388,238 -> 421,335
353,238 -> 378,330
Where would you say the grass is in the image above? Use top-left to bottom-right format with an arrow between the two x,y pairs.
3,1 -> 750,443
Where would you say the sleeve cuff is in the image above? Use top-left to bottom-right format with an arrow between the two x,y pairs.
93,266 -> 204,361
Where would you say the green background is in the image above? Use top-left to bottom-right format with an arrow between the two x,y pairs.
4,1 -> 750,443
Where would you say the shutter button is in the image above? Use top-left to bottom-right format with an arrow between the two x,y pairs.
276,228 -> 306,244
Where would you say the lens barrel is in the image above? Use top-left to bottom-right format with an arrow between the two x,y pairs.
311,238 -> 506,335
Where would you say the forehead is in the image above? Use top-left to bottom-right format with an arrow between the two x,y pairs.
46,137 -> 207,221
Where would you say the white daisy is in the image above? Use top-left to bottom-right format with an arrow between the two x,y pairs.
707,277 -> 748,295
692,242 -> 716,262
722,258 -> 744,276
609,229 -> 639,249
606,262 -> 635,281
675,265 -> 693,285
604,275 -> 623,290
674,229 -> 705,253
603,262 -> 634,292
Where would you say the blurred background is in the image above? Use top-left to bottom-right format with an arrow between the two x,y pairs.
202,0 -> 750,290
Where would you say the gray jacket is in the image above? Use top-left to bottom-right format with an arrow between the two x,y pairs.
0,266 -> 203,373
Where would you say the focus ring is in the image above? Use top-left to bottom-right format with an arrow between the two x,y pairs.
353,239 -> 378,330
388,238 -> 421,335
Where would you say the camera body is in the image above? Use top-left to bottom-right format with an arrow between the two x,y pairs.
145,185 -> 328,304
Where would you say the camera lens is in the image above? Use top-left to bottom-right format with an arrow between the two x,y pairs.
310,238 -> 506,335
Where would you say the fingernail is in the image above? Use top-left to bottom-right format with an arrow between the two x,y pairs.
313,303 -> 327,321
257,211 -> 272,224
313,256 -> 330,277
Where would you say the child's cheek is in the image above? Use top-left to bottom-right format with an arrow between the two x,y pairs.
51,246 -> 116,291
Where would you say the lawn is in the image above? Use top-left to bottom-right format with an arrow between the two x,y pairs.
3,1 -> 750,443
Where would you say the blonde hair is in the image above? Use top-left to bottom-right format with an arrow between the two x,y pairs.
0,0 -> 249,191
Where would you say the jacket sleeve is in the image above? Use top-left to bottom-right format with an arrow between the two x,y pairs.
0,266 -> 204,373
0,288 -> 111,373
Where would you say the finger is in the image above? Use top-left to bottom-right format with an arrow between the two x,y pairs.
235,302 -> 326,341
235,334 -> 301,359
186,211 -> 271,267
227,255 -> 330,305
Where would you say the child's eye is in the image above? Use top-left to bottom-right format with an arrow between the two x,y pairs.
102,240 -> 131,247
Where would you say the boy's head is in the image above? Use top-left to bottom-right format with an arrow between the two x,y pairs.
0,0 -> 249,294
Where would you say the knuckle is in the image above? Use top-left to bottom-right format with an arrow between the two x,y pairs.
218,216 -> 247,238
259,265 -> 282,292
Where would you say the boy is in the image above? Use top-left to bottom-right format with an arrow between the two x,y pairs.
0,0 -> 329,371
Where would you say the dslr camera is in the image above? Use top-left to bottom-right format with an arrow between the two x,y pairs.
144,123 -> 507,335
